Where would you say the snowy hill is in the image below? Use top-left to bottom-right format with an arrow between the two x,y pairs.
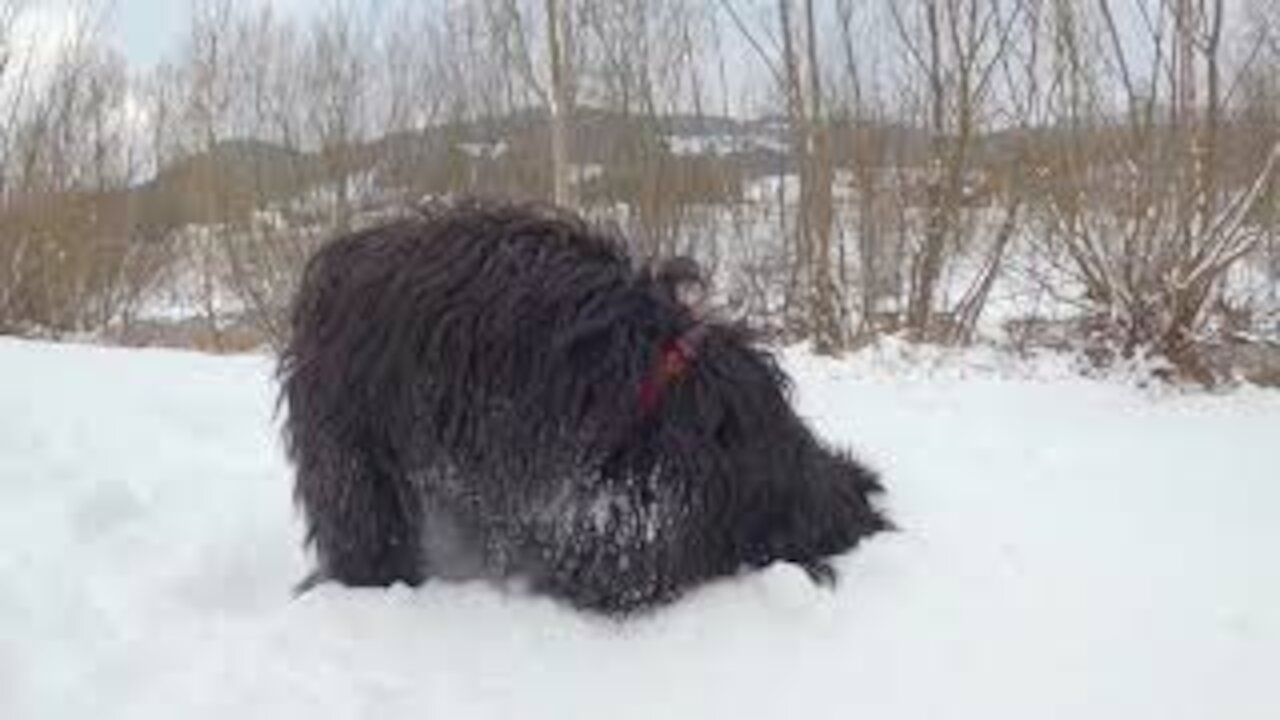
2,338 -> 1277,719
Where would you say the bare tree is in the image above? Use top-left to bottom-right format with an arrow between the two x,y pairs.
545,0 -> 575,206
800,0 -> 840,350
218,5 -> 312,346
0,0 -> 31,202
891,0 -> 1026,341
0,0 -> 161,334
378,0 -> 451,194
1240,0 -> 1280,301
485,0 -> 580,207
1035,0 -> 1280,382
576,0 -> 717,260
180,0 -> 236,349
714,1 -> 841,349
301,3 -> 370,230
3,0 -> 1278,377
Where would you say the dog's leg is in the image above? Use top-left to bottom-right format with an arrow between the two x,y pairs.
294,436 -> 425,588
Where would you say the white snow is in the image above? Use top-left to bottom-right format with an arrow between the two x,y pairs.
2,337 -> 1278,719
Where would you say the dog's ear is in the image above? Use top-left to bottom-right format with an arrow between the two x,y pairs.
656,256 -> 707,310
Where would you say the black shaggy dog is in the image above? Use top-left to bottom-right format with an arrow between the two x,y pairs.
280,199 -> 888,614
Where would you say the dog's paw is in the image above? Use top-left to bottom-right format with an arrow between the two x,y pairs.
799,559 -> 838,587
757,561 -> 826,613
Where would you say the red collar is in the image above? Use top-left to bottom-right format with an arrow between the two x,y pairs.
638,324 -> 706,415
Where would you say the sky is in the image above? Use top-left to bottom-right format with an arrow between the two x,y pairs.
0,0 -> 310,73
3,2 -> 195,77
111,0 -> 313,68
7,0 -> 1264,123
113,0 -> 188,68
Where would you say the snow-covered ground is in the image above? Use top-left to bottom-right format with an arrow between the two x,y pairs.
2,338 -> 1278,720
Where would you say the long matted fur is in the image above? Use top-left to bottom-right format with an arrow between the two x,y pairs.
279,199 -> 888,614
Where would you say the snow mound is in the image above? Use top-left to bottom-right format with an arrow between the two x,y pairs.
2,338 -> 1277,719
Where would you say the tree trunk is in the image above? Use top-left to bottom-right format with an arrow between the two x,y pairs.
545,0 -> 576,208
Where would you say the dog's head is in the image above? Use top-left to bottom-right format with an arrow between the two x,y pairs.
654,256 -> 708,312
752,445 -> 889,583
647,328 -> 890,584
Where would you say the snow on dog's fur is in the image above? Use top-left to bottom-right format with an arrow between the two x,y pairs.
279,199 -> 888,614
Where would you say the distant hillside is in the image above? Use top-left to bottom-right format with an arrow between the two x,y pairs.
132,140 -> 309,236
118,107 -> 1272,233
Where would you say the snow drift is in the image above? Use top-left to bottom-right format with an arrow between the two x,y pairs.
1,338 -> 1277,719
